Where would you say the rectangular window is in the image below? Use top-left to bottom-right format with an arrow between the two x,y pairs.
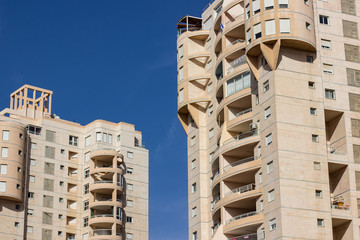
127,152 -> 134,159
279,0 -> 288,8
209,128 -> 214,139
103,133 -> 108,143
179,67 -> 184,81
85,136 -> 91,146
127,200 -> 133,207
323,64 -> 334,74
84,184 -> 89,194
354,145 -> 360,163
2,130 -> 9,141
126,216 -> 133,223
1,147 -> 8,158
347,68 -> 360,87
108,134 -> 112,144
43,179 -> 54,192
208,105 -> 213,116
246,28 -> 252,44
310,108 -> 317,115
312,134 -> 319,143
208,82 -> 213,93
96,132 -> 102,142
126,233 -> 133,240
27,126 -> 41,135
356,172 -> 360,190
178,45 -> 184,59
27,226 -> 33,233
263,80 -> 269,93
345,44 -> 360,63
343,20 -> 358,39
190,136 -> 196,146
265,19 -> 275,35
69,135 -> 78,146
267,161 -> 273,174
254,23 -> 262,39
29,175 -> 35,182
0,181 -> 6,192
268,189 -> 275,202
349,93 -> 360,112
0,164 -> 7,175
28,209 -> 34,216
192,232 -> 198,240
321,39 -> 331,49
191,159 -> 196,170
209,152 -> 214,163
45,146 -> 55,159
306,22 -> 311,30
179,88 -> 184,102
260,200 -> 264,212
84,168 -> 89,178
325,89 -> 335,99
127,167 -> 134,174
192,182 -> 196,193
264,106 -> 271,119
43,195 -> 53,208
252,0 -> 260,14
341,0 -> 356,15
279,19 -> 290,33
319,15 -> 329,25
226,71 -> 251,97
127,183 -> 134,191
192,207 -> 197,217
314,162 -> 321,170
270,218 -> 277,230
84,152 -> 90,162
44,162 -> 55,175
83,217 -> 89,227
264,0 -> 274,10
266,133 -> 272,146
317,219 -> 324,227
315,190 -> 323,198
352,119 -> 360,138
45,130 -> 56,142
42,212 -> 53,225
28,192 -> 34,198
246,4 -> 250,19
31,142 -> 37,150
259,172 -> 263,184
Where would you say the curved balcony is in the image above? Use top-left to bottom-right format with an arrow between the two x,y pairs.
89,214 -> 122,226
90,181 -> 123,194
223,157 -> 261,182
222,184 -> 262,209
90,198 -> 123,209
227,108 -> 252,132
223,211 -> 264,235
216,87 -> 251,118
91,167 -> 124,176
210,195 -> 221,214
177,29 -> 210,43
90,149 -> 123,161
90,229 -> 122,240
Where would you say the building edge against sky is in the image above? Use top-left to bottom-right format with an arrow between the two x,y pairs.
0,84 -> 149,240
177,0 -> 360,239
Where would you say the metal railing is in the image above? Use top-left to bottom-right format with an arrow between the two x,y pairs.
211,222 -> 221,237
235,108 -> 252,117
225,183 -> 255,197
226,211 -> 258,225
223,130 -> 257,145
91,214 -> 113,218
228,233 -> 259,240
327,139 -> 347,156
203,0 -> 216,12
224,13 -> 245,25
331,204 -> 350,210
223,156 -> 255,172
229,39 -> 245,46
90,229 -> 112,236
94,180 -> 113,184
211,195 -> 221,211
227,55 -> 247,74
213,169 -> 220,178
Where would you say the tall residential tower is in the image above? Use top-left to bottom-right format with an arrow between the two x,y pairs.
177,0 -> 360,239
0,85 -> 149,240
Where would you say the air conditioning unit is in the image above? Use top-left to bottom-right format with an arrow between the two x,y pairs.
249,123 -> 257,130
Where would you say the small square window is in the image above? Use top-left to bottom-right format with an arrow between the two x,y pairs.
192,183 -> 197,193
191,159 -> 196,170
58,231 -> 62,236
58,214 -> 63,219
28,192 -> 34,198
308,81 -> 315,88
306,22 -> 311,30
59,181 -> 64,186
16,184 -> 20,190
126,216 -> 133,223
59,198 -> 64,203
28,209 -> 34,216
325,89 -> 335,99
31,142 -> 37,150
270,218 -> 276,231
263,80 -> 270,93
127,152 -> 134,159
60,165 -> 64,170
310,108 -> 317,115
314,162 -> 321,170
127,168 -> 134,174
268,189 -> 275,202
60,149 -> 65,154
266,161 -> 273,174
317,218 -> 324,227
315,190 -> 323,198
127,200 -> 133,207
15,204 -> 20,210
30,159 -> 36,166
307,56 -> 314,63
323,64 -> 334,74
15,222 -> 20,227
27,226 -> 33,233
29,175 -> 35,183
304,0 -> 309,5
321,39 -> 331,49
312,134 -> 319,143
319,15 -> 329,25
127,184 -> 134,191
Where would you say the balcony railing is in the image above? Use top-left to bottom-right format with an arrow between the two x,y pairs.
94,180 -> 113,184
225,183 -> 255,197
203,0 -> 216,12
227,55 -> 247,74
223,156 -> 255,172
235,108 -> 252,118
223,130 -> 257,145
227,233 -> 259,240
90,229 -> 112,236
226,211 -> 258,225
91,214 -> 113,218
211,195 -> 221,211
331,204 -> 350,210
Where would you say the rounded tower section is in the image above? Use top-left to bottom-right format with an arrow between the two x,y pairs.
89,149 -> 124,240
0,121 -> 27,202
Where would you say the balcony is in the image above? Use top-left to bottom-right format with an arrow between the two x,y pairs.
90,229 -> 122,240
227,55 -> 247,75
227,233 -> 259,240
224,156 -> 255,173
224,211 -> 264,235
211,195 -> 221,212
225,183 -> 255,197
177,16 -> 202,36
223,130 -> 258,145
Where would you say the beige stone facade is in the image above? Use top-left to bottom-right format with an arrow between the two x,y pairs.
0,85 -> 148,240
177,0 -> 360,239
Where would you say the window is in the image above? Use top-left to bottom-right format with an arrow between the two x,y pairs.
307,56 -> 314,63
270,218 -> 277,231
178,44 -> 184,59
315,190 -> 323,198
58,231 -> 62,236
43,178 -> 54,191
306,22 -> 311,30
28,126 -> 41,135
178,88 -> 184,103
268,189 -> 275,202
84,152 -> 90,162
267,161 -> 273,174
252,0 -> 260,14
257,146 -> 262,158
192,207 -> 197,217
126,233 -> 133,240
0,181 -> 6,192
246,28 -> 252,44
314,162 -> 321,170
117,135 -> 121,142
127,151 -> 134,159
254,23 -> 262,39
345,44 -> 360,63
44,162 -> 55,175
209,128 -> 214,139
319,15 -> 329,25
312,134 -> 319,143
45,130 -> 56,142
317,218 -> 324,227
27,226 -> 33,233
190,136 -> 196,146
264,106 -> 271,119
59,181 -> 64,186
226,71 -> 251,97
59,197 -> 63,203
42,212 -> 53,225
30,159 -> 36,166
260,200 -> 264,212
191,159 -> 196,170
266,133 -> 272,146
28,209 -> 34,216
127,183 -> 134,191
15,222 -> 20,227
203,17 -> 213,30
96,132 -> 102,142
1,147 -> 8,158
2,130 -> 9,140
347,68 -> 360,87
179,67 -> 184,81
279,0 -> 288,8
0,164 -> 7,175
83,217 -> 89,227
61,149 -> 65,154
304,0 -> 309,5
343,20 -> 358,39
246,4 -> 250,19
259,172 -> 263,184
265,19 -> 275,35
103,133 -> 108,143
264,0 -> 274,10
17,167 -> 21,173
208,105 -> 213,116
45,146 -> 55,159
263,80 -> 269,93
321,39 -> 331,49
84,168 -> 89,178
192,182 -> 196,193
69,135 -> 78,146
28,192 -> 34,198
310,108 -> 317,115
18,150 -> 22,156
279,19 -> 290,33
84,184 -> 89,194
341,0 -> 356,15
83,200 -> 89,210
127,200 -> 133,207
127,167 -> 134,174
261,228 -> 265,239
325,89 -> 335,99
209,152 -> 214,163
16,184 -> 20,190
85,136 -> 91,146
29,175 -> 35,183
127,216 -> 133,223
58,214 -> 63,219
31,142 -> 37,150
192,231 -> 198,240
108,134 -> 113,144
323,64 -> 333,74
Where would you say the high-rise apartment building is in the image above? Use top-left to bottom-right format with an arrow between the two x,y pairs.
177,0 -> 360,239
0,85 -> 149,240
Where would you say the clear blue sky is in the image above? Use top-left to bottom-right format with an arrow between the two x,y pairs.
0,0 -> 209,239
